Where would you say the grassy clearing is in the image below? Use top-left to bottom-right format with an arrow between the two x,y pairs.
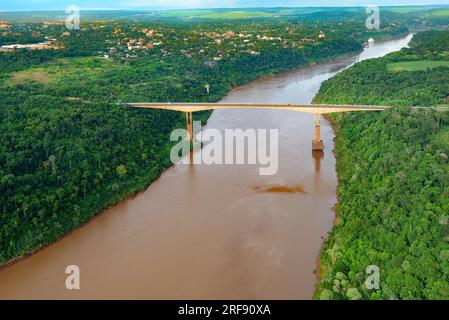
159,9 -> 275,19
429,9 -> 449,17
159,10 -> 214,18
382,6 -> 436,14
201,11 -> 274,19
4,56 -> 119,86
387,60 -> 449,72
10,68 -> 54,84
3,55 -> 162,103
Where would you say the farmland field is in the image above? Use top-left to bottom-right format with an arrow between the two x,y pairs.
387,60 -> 449,72
201,11 -> 275,19
160,9 -> 276,19
430,9 -> 449,17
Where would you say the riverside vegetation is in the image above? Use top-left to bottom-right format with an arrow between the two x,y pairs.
315,30 -> 449,300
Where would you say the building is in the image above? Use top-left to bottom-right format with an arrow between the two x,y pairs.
0,40 -> 58,52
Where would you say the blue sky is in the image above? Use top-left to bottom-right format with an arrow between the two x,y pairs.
1,1 -> 449,11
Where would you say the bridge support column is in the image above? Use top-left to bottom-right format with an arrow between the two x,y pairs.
186,112 -> 194,163
186,112 -> 193,141
312,112 -> 324,151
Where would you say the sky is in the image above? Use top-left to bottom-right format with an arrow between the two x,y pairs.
1,0 -> 449,11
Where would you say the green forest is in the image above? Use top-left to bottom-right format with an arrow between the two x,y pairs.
315,30 -> 449,299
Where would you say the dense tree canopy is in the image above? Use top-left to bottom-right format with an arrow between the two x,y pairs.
315,30 -> 449,300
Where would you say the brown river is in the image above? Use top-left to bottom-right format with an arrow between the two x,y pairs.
0,34 -> 413,299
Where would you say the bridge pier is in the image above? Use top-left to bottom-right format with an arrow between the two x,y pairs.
312,112 -> 324,151
186,112 -> 194,163
185,112 -> 193,141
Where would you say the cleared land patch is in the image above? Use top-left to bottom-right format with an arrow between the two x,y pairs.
430,9 -> 449,17
159,9 -> 275,19
4,56 -> 120,86
201,11 -> 274,19
10,68 -> 53,84
387,60 -> 449,72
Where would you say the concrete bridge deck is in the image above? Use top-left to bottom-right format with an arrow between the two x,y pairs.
126,102 -> 448,152
126,102 -> 389,114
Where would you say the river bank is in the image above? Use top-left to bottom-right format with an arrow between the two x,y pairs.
313,31 -> 449,300
313,33 -> 415,298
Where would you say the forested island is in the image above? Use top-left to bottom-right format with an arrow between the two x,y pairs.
315,30 -> 449,299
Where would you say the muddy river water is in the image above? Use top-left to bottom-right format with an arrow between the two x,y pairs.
0,34 -> 413,299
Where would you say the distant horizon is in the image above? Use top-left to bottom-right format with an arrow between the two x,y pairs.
1,1 -> 449,12
1,4 -> 449,13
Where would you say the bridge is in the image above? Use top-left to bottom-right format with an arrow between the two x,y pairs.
127,102 -> 448,151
